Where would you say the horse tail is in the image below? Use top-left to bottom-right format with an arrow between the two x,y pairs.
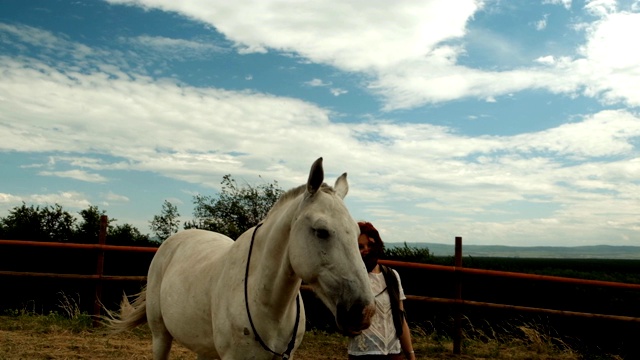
104,286 -> 148,333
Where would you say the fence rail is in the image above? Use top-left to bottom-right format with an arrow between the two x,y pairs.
380,259 -> 640,291
0,270 -> 147,282
1,216 -> 639,354
0,239 -> 158,253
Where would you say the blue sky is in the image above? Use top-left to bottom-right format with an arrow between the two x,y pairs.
1,0 -> 639,247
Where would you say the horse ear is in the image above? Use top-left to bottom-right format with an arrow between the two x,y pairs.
334,173 -> 348,199
307,157 -> 324,195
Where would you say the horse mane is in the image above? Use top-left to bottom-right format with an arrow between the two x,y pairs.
265,183 -> 335,220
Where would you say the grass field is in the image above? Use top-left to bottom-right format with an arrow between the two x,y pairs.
0,311 -> 601,360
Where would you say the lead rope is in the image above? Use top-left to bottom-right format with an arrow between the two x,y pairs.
244,223 -> 301,359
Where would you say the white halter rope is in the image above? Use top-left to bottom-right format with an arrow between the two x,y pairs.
244,223 -> 301,359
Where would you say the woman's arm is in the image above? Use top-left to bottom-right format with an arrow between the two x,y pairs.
398,300 -> 416,360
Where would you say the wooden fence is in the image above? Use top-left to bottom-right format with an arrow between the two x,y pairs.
1,216 -> 639,355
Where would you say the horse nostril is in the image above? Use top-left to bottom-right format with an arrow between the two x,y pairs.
336,300 -> 374,335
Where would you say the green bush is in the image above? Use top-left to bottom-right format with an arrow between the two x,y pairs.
384,242 -> 433,263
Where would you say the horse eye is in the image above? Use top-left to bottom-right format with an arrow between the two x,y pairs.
314,228 -> 330,239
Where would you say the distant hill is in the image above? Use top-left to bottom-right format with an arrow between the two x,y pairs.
388,242 -> 640,259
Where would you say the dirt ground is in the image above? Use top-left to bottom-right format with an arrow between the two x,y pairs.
0,327 -> 194,360
0,315 -> 588,360
0,313 -> 403,360
0,321 -> 355,360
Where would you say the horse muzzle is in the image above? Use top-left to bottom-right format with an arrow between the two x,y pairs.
335,300 -> 375,336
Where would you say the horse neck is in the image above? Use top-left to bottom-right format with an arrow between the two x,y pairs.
249,203 -> 301,319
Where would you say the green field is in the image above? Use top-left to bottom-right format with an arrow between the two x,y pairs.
391,242 -> 640,260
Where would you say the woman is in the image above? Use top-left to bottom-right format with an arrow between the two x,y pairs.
348,221 -> 417,360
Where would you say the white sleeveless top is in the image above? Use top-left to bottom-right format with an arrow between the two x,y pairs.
348,269 -> 406,355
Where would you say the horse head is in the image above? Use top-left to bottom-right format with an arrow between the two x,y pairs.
288,158 -> 375,335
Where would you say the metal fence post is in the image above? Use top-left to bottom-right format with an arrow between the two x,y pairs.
93,215 -> 108,326
453,236 -> 462,354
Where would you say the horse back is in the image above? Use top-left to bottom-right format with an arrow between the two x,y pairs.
149,229 -> 235,295
151,229 -> 234,273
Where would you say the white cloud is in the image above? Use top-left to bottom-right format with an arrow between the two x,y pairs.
29,192 -> 92,208
2,5 -> 640,246
104,0 -> 480,89
305,78 -> 331,87
0,23 -> 86,54
38,170 -> 108,183
570,12 -> 640,106
1,53 -> 638,244
0,23 -> 131,75
535,14 -> 549,30
305,79 -> 347,96
101,0 -> 640,110
330,88 -> 348,96
535,55 -> 556,65
543,0 -> 572,10
0,193 -> 22,204
127,35 -> 224,52
0,53 -> 348,186
374,7 -> 640,109
122,35 -> 227,60
509,110 -> 640,158
0,191 -> 92,210
579,12 -> 640,70
164,197 -> 184,205
584,0 -> 617,16
103,192 -> 130,202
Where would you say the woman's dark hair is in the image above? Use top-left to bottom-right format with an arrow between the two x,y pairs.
358,221 -> 384,272
358,221 -> 385,255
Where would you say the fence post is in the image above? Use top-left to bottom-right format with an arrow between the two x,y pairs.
453,236 -> 463,354
93,215 -> 108,326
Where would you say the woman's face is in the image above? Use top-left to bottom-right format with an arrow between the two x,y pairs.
358,233 -> 375,257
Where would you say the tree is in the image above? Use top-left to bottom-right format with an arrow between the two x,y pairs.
0,202 -> 151,246
149,200 -> 180,242
40,204 -> 76,242
185,175 -> 284,240
0,203 -> 75,242
74,205 -> 111,243
109,223 -> 153,246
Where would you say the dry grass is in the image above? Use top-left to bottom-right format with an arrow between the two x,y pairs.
0,312 -> 194,360
0,312 -> 596,360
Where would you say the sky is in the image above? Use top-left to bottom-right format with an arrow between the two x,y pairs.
1,0 -> 639,247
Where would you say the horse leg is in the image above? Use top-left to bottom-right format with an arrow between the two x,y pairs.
146,280 -> 173,359
149,321 -> 173,360
151,336 -> 172,360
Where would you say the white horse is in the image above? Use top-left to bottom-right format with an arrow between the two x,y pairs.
108,158 -> 375,359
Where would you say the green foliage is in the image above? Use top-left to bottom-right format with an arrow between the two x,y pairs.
149,200 -> 180,242
384,242 -> 434,263
0,203 -> 151,246
74,205 -> 112,243
0,203 -> 75,242
109,223 -> 154,246
186,174 -> 284,240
